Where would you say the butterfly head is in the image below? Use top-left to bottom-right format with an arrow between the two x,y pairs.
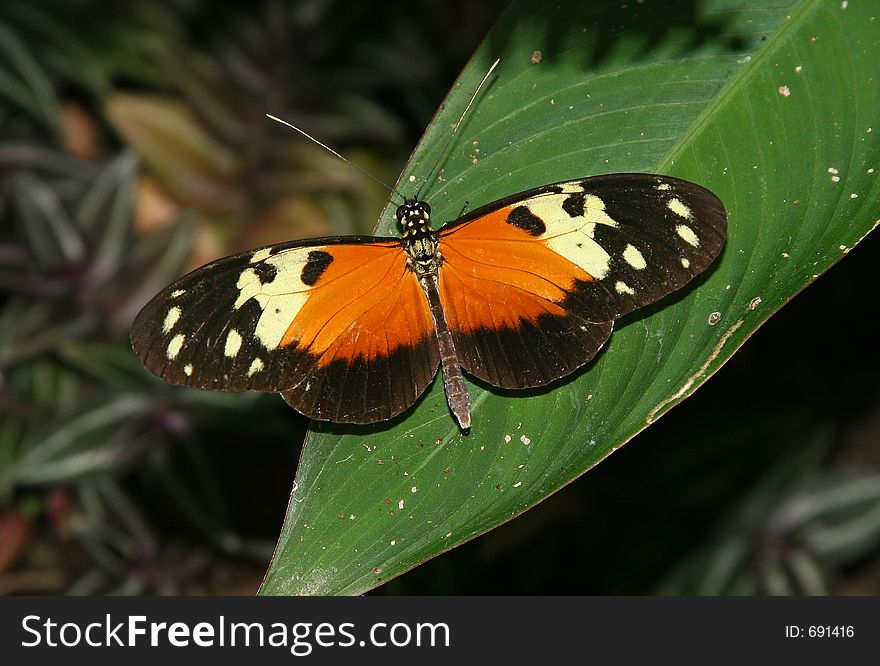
396,200 -> 432,236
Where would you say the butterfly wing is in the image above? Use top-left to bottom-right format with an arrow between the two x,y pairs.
131,237 -> 440,423
437,173 -> 727,388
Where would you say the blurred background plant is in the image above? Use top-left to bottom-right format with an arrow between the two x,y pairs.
0,0 -> 877,595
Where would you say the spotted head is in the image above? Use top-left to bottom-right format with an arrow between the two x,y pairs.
396,200 -> 432,236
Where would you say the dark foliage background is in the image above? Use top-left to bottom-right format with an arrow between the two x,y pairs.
0,0 -> 877,595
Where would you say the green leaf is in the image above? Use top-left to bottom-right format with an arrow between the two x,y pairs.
12,172 -> 86,269
0,297 -> 94,369
77,151 -> 138,282
0,20 -> 60,131
0,3 -> 110,95
113,210 -> 195,332
10,394 -> 153,485
260,0 -> 880,595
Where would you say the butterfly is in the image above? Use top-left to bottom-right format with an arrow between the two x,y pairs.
131,171 -> 727,429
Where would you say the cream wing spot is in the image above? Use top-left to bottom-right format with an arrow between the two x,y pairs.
528,192 -> 618,280
163,306 -> 181,334
254,292 -> 308,350
167,333 -> 185,360
615,281 -> 635,295
681,257 -> 691,269
546,234 -> 611,280
235,268 -> 262,309
247,358 -> 264,377
623,244 -> 647,270
225,329 -> 243,358
250,247 -> 273,263
656,182 -> 672,191
233,248 -> 323,350
524,194 -> 563,222
676,224 -> 700,247
183,363 -> 193,376
235,247 -> 325,350
525,192 -> 618,230
667,197 -> 693,220
583,194 -> 619,228
171,289 -> 186,298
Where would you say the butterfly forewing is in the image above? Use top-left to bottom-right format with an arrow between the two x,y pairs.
436,174 -> 726,389
131,236 -> 441,423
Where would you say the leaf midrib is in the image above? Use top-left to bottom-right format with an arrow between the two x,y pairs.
658,0 -> 819,173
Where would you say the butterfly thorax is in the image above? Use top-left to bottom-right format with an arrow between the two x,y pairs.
397,199 -> 440,276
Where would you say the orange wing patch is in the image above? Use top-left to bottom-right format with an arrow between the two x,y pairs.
438,206 -> 593,331
438,211 -> 612,389
435,175 -> 727,390
132,238 -> 441,423
278,242 -> 441,422
281,243 -> 432,365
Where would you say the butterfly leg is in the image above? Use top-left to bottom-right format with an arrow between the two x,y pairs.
418,273 -> 471,430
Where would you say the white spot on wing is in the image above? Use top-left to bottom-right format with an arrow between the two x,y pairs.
623,244 -> 647,270
582,194 -> 619,228
528,192 -> 618,280
225,329 -> 243,357
656,182 -> 671,191
675,224 -> 700,247
235,248 -> 325,350
667,197 -> 693,220
183,363 -> 193,376
681,257 -> 691,269
527,192 -> 619,230
171,289 -> 186,298
250,247 -> 273,263
559,181 -> 583,194
547,235 -> 611,279
247,358 -> 264,377
615,281 -> 635,295
163,306 -> 181,334
167,333 -> 185,360
234,268 -> 261,309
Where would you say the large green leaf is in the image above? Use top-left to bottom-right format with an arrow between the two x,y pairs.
260,0 -> 879,595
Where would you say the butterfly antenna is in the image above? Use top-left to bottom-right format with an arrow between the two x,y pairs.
266,114 -> 407,203
414,58 -> 500,202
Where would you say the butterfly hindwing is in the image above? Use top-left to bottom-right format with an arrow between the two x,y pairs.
131,236 -> 440,423
437,173 -> 726,389
435,225 -> 615,388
